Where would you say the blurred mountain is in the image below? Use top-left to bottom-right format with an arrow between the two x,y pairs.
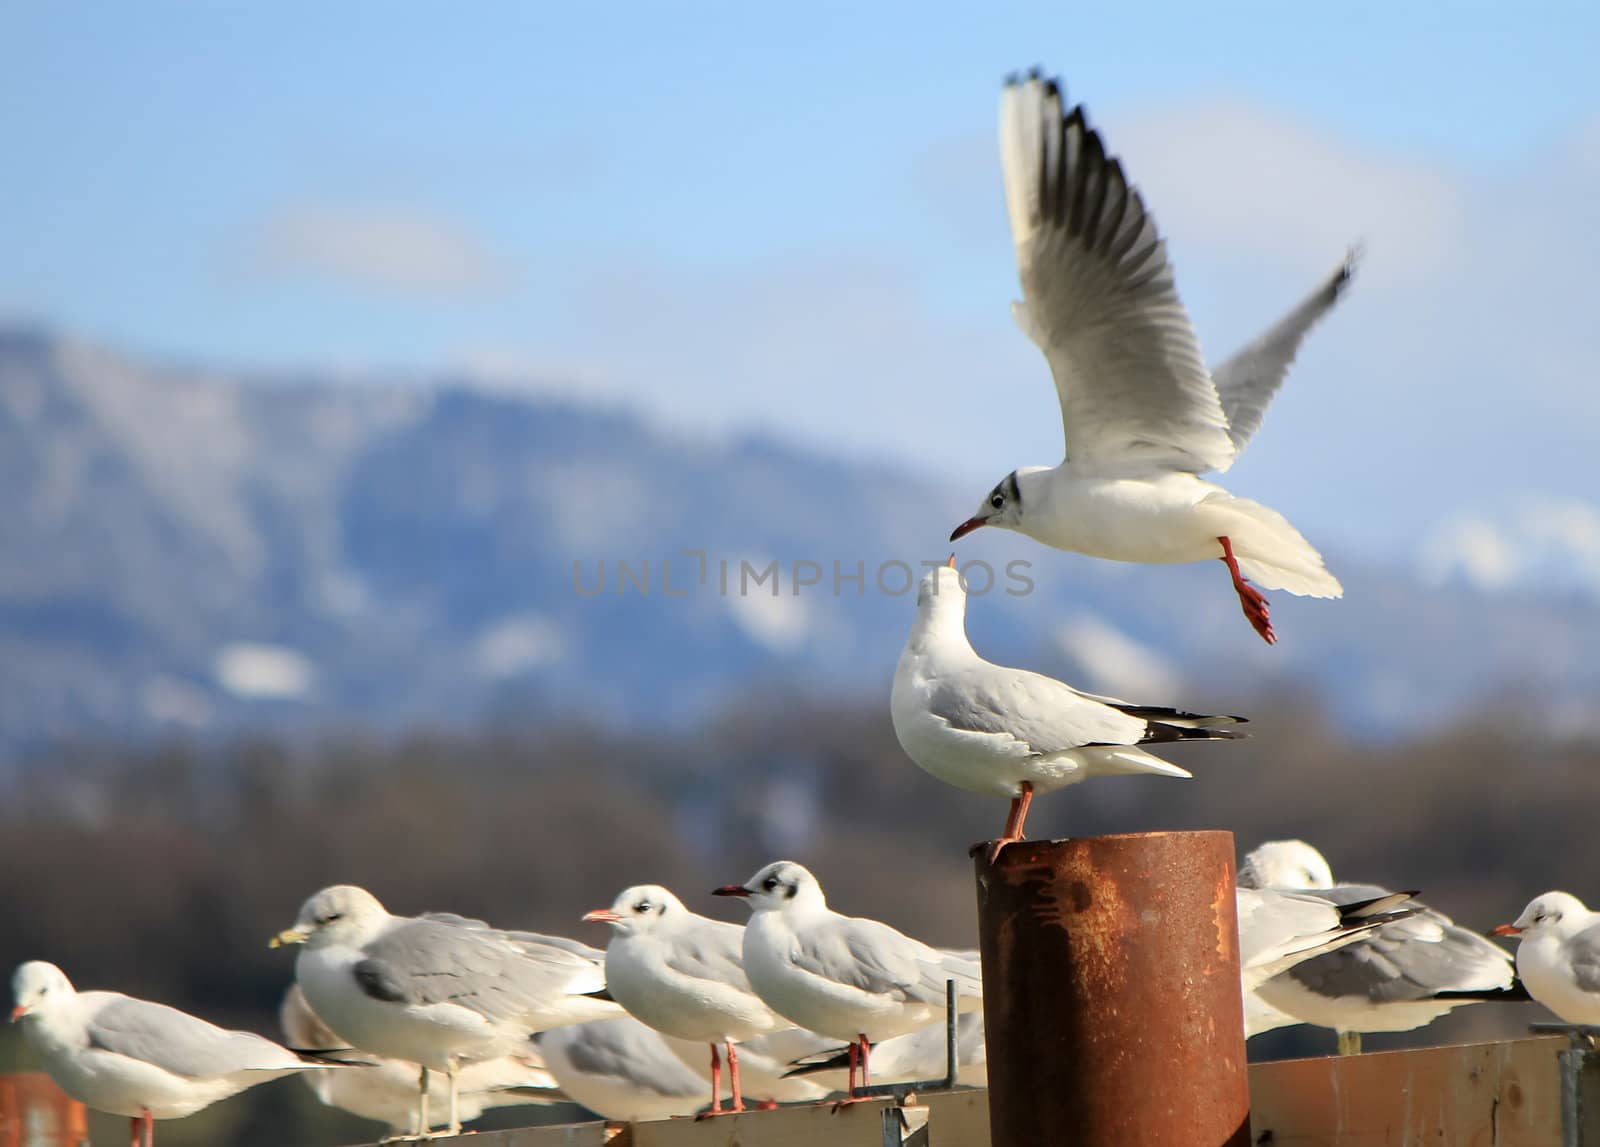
3,323 -> 1599,754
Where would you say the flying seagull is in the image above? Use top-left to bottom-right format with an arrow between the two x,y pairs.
951,70 -> 1353,644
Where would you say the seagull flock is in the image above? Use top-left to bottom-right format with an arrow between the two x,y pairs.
6,68 -> 1585,1144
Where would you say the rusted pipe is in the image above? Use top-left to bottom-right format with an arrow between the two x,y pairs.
0,1073 -> 90,1147
974,830 -> 1250,1146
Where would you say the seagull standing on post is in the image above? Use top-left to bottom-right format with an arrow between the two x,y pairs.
950,71 -> 1353,644
892,559 -> 1246,858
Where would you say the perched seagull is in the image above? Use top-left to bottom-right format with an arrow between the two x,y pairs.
786,1012 -> 989,1090
582,884 -> 787,1116
714,861 -> 983,1097
10,961 -> 338,1147
1491,892 -> 1600,1025
950,70 -> 1352,644
1237,885 -> 1417,1037
278,985 -> 564,1136
271,884 -> 620,1137
537,1016 -> 711,1122
1240,840 -> 1520,1053
892,560 -> 1245,858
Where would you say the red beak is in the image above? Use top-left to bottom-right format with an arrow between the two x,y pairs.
1488,923 -> 1522,937
949,517 -> 987,542
712,884 -> 751,898
581,909 -> 622,924
946,554 -> 957,568
9,1005 -> 27,1023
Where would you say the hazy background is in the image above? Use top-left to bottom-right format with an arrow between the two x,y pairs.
3,3 -> 1598,1143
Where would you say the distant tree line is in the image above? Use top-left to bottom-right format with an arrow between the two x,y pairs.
1,688 -> 1589,1144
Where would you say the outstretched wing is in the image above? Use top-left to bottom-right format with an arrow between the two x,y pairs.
1211,249 -> 1359,453
1002,72 -> 1234,474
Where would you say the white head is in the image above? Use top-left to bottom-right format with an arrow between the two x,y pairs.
582,885 -> 690,936
1493,891 -> 1592,941
713,861 -> 826,914
272,884 -> 391,951
1238,840 -> 1335,890
11,960 -> 74,1022
913,558 -> 969,628
949,468 -> 1048,542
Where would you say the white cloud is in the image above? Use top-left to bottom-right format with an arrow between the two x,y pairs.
246,205 -> 513,297
1113,96 -> 1468,281
214,643 -> 316,700
474,613 -> 568,678
1054,615 -> 1185,701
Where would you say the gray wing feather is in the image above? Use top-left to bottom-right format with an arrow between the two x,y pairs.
796,919 -> 980,1005
542,1018 -> 703,1098
357,919 -> 605,1022
663,920 -> 753,992
929,668 -> 1144,755
1567,928 -> 1600,994
86,995 -> 299,1079
1211,249 -> 1358,453
1002,76 -> 1234,474
1284,889 -> 1512,1002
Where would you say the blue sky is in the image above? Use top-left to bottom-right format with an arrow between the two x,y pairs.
5,3 -> 1599,562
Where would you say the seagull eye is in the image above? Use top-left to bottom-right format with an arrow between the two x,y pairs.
990,494 -> 1004,509
762,877 -> 779,892
634,902 -> 652,913
321,913 -> 344,925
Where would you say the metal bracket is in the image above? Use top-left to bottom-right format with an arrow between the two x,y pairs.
880,1104 -> 931,1147
1531,1024 -> 1600,1145
851,980 -> 963,1104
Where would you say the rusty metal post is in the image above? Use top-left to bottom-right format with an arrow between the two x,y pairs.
974,830 -> 1250,1147
0,1074 -> 90,1147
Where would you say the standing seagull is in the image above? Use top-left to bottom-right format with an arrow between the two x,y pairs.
892,560 -> 1245,858
278,985 -> 564,1136
271,884 -> 620,1137
537,1016 -> 712,1122
1491,892 -> 1600,1025
950,71 -> 1353,644
582,884 -> 787,1117
10,961 -> 339,1147
1240,840 -> 1519,1054
714,862 -> 983,1098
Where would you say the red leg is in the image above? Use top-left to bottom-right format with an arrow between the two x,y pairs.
846,1040 -> 858,1094
987,781 -> 1035,862
1218,536 -> 1275,645
130,1117 -> 140,1147
142,1110 -> 154,1147
707,1042 -> 723,1115
727,1041 -> 745,1112
857,1034 -> 871,1092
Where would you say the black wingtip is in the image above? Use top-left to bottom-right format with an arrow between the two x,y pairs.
581,987 -> 614,1002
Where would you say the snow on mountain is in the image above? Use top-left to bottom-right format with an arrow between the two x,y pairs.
3,322 -> 1599,755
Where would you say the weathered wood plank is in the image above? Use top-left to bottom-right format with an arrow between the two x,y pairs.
1246,1036 -> 1564,1146
344,1037 -> 1571,1147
